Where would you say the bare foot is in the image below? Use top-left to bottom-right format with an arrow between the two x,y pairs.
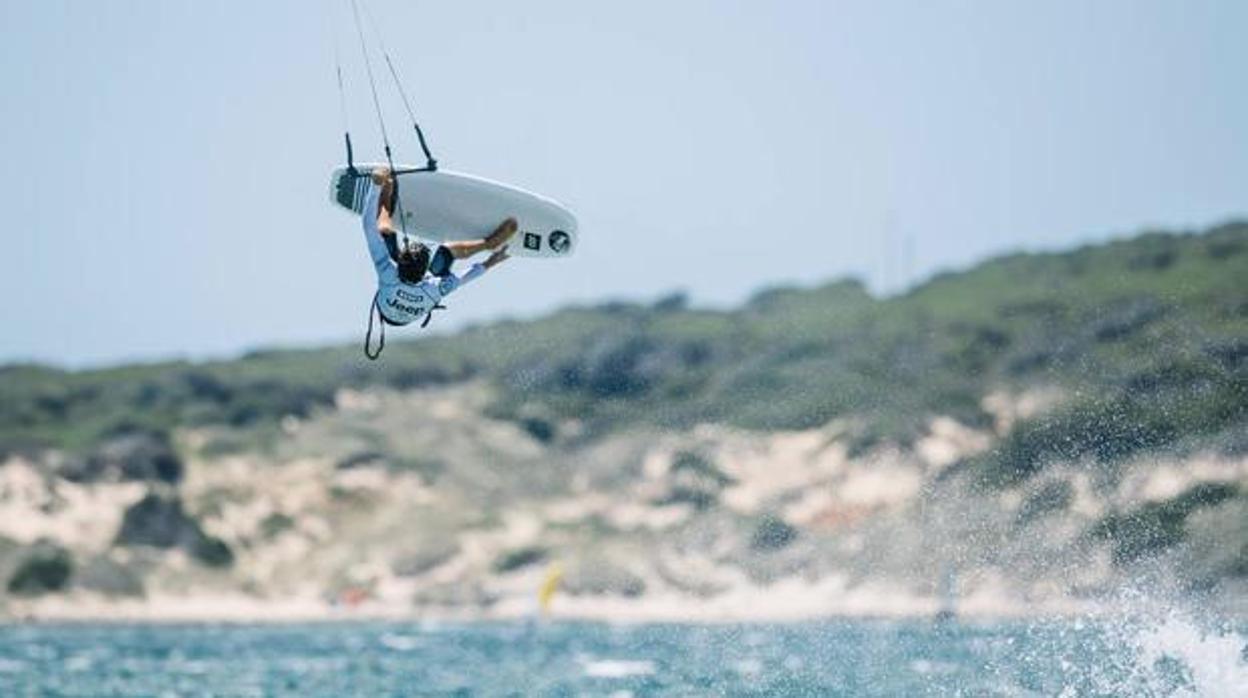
371,167 -> 393,186
487,218 -> 518,249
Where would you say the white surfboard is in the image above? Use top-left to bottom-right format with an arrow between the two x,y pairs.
329,164 -> 578,259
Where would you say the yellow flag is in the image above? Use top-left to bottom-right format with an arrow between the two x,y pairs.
537,562 -> 564,615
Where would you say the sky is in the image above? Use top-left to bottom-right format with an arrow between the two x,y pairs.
2,1 -> 1245,367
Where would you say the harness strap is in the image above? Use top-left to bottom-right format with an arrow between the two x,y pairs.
420,303 -> 448,329
364,295 -> 447,358
364,292 -> 386,360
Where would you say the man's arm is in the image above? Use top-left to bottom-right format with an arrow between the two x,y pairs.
438,247 -> 510,298
482,245 -> 511,270
361,180 -> 395,276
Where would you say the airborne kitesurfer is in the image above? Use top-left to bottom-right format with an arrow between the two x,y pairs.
362,167 -> 515,327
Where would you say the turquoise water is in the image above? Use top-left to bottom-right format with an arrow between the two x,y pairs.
0,618 -> 1244,696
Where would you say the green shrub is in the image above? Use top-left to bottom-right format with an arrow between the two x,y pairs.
7,542 -> 72,596
493,546 -> 547,573
751,514 -> 798,552
1016,480 -> 1074,526
190,536 -> 234,568
1088,483 -> 1239,564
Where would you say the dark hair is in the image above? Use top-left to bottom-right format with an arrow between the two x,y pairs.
396,241 -> 431,284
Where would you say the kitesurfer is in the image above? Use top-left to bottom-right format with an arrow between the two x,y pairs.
362,167 -> 515,326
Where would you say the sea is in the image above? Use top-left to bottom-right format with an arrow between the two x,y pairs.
0,615 -> 1244,697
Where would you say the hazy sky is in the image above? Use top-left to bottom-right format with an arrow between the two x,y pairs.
2,1 -> 1245,367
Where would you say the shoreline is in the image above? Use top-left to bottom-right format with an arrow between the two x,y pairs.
0,588 -> 1113,625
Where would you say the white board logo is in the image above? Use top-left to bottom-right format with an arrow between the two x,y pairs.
523,232 -> 542,251
548,230 -> 571,254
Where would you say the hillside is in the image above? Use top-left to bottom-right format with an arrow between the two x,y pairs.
0,221 -> 1244,620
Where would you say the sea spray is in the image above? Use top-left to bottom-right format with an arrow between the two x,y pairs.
1039,587 -> 1248,697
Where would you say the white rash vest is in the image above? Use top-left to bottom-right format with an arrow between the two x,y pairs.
360,182 -> 486,325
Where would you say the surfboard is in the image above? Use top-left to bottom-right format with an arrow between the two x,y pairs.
329,164 -> 578,259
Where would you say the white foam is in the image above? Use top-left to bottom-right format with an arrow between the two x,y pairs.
379,633 -> 422,651
1131,615 -> 1248,698
580,658 -> 656,678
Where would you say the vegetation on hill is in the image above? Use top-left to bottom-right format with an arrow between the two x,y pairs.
2,221 -> 1245,489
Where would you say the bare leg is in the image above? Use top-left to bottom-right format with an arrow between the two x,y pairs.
441,239 -> 489,259
443,218 -> 517,259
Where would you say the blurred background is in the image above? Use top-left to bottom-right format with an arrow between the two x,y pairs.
1,1 -> 1245,695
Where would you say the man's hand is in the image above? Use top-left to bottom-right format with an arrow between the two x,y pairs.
484,245 -> 511,269
370,167 -> 394,186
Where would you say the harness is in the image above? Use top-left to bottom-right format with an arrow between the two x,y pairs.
363,292 -> 448,361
